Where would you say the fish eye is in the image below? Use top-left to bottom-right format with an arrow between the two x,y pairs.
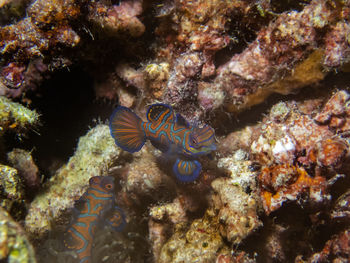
105,183 -> 113,189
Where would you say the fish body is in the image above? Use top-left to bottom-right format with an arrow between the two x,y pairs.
63,176 -> 126,263
109,103 -> 216,182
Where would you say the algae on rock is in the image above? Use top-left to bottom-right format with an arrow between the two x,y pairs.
0,96 -> 39,136
25,124 -> 120,239
0,206 -> 36,263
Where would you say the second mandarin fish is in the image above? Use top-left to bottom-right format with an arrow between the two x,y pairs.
63,176 -> 126,263
109,103 -> 216,182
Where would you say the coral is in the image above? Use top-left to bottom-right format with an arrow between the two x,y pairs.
0,164 -> 25,215
148,219 -> 170,263
0,96 -> 39,136
150,196 -> 188,225
323,21 -> 350,68
0,0 -> 31,26
216,251 -> 256,263
0,206 -> 36,263
216,0 -> 340,113
87,0 -> 145,37
7,148 -> 40,191
250,98 -> 349,168
308,229 -> 350,262
156,0 -> 350,118
217,149 -> 259,192
144,62 -> 170,99
25,124 -> 120,239
331,189 -> 350,223
259,164 -> 330,215
211,177 -> 262,244
159,209 -> 228,263
120,145 -> 175,205
0,59 -> 49,98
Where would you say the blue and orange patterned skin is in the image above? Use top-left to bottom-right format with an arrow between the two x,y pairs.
109,103 -> 216,182
63,176 -> 126,263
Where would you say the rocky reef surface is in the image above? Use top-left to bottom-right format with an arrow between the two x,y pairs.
0,0 -> 350,262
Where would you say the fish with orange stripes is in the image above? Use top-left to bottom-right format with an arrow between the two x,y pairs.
109,103 -> 216,182
63,176 -> 126,263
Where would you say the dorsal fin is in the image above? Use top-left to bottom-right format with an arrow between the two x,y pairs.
146,103 -> 175,123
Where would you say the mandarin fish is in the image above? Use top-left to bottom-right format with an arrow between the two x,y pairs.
63,176 -> 126,263
109,103 -> 216,182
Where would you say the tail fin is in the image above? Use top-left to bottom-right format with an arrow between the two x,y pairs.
109,106 -> 146,153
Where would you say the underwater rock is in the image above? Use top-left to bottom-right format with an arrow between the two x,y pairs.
0,96 -> 39,136
159,209 -> 228,263
0,206 -> 36,263
148,219 -> 170,263
25,124 -> 120,239
211,177 -> 262,245
144,62 -> 170,99
119,145 -> 175,206
217,149 -> 259,193
0,164 -> 25,217
87,0 -> 145,37
0,59 -> 49,99
331,189 -> 350,223
216,251 -> 257,263
323,21 -> 350,68
7,148 -> 40,192
308,229 -> 350,262
215,0 -> 347,113
259,164 -> 330,215
251,99 -> 348,169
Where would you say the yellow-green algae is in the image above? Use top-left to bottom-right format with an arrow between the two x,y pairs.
0,164 -> 25,218
0,207 -> 36,263
159,209 -> 228,263
25,124 -> 120,239
0,96 -> 39,136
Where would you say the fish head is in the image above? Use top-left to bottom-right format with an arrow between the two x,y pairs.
188,125 -> 216,155
89,176 -> 115,193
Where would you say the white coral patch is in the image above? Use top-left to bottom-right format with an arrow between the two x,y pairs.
272,135 -> 296,164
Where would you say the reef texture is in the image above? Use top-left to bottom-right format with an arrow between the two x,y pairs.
7,148 -> 40,192
0,206 -> 36,263
0,96 -> 39,136
25,124 -> 120,239
0,164 -> 25,217
158,209 -> 229,263
0,0 -> 350,262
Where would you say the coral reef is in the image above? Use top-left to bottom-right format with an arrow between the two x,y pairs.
0,206 -> 36,263
0,96 -> 39,136
0,164 -> 25,218
0,0 -> 350,262
158,209 -> 228,263
7,148 -> 40,192
25,124 -> 120,239
308,229 -> 350,262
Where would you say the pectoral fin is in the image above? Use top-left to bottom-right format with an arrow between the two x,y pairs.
173,159 -> 201,182
105,206 -> 126,232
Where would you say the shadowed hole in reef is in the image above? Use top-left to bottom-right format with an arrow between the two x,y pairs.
11,66 -> 116,179
270,0 -> 311,13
